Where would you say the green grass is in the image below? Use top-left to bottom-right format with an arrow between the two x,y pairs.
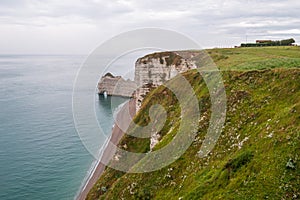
208,46 -> 300,70
87,47 -> 300,200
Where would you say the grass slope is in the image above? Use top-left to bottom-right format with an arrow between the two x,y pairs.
87,47 -> 300,200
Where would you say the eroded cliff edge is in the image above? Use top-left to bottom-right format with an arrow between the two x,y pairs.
98,51 -> 207,110
98,73 -> 136,97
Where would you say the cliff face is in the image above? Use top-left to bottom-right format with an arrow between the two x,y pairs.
98,51 -> 200,109
98,73 -> 136,97
134,52 -> 197,110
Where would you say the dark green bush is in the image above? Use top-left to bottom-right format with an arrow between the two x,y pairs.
225,150 -> 254,172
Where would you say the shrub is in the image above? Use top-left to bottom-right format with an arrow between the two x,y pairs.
225,150 -> 254,172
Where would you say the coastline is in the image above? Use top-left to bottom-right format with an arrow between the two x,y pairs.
76,99 -> 136,200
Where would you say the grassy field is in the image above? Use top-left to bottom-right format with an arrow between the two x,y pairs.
87,47 -> 300,200
208,46 -> 300,70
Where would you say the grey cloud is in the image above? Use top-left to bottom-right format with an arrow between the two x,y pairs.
0,0 -> 134,25
0,0 -> 300,54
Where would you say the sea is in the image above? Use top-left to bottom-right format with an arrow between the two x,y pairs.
0,55 -> 128,200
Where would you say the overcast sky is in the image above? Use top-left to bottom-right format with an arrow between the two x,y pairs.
0,0 -> 300,54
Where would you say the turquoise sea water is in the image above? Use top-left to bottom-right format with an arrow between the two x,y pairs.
0,55 -> 127,200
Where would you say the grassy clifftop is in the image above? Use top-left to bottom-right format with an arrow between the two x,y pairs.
87,47 -> 300,200
207,46 -> 300,71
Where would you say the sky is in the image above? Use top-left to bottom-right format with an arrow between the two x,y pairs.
0,0 -> 300,54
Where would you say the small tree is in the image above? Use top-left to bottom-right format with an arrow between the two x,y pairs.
280,38 -> 295,46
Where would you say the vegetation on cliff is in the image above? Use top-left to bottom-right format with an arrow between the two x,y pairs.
87,46 -> 300,200
136,52 -> 183,67
241,38 -> 295,47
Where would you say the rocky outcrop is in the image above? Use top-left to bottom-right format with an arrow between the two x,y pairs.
98,73 -> 136,97
98,51 -> 203,108
134,51 -> 197,110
